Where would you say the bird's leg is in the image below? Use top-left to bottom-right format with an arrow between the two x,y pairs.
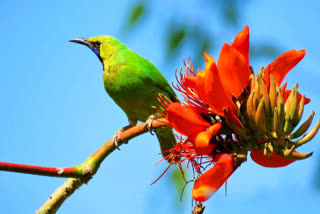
112,124 -> 133,150
144,115 -> 158,135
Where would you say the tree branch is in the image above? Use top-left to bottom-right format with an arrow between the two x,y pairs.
0,162 -> 83,178
35,118 -> 169,214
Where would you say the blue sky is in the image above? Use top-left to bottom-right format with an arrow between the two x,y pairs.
1,0 -> 320,213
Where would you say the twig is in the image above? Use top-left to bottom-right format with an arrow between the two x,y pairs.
35,118 -> 168,214
0,162 -> 82,178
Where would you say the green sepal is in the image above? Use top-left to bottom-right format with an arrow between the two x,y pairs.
223,108 -> 248,139
290,111 -> 314,139
255,97 -> 267,136
292,94 -> 305,126
291,118 -> 320,146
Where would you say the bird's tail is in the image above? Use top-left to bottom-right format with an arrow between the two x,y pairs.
155,127 -> 176,159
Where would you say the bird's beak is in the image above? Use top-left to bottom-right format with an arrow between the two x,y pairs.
69,38 -> 93,48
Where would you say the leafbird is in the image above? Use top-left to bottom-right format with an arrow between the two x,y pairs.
70,36 -> 177,157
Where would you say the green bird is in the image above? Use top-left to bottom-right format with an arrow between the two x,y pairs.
70,36 -> 177,157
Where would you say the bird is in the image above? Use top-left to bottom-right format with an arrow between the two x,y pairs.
70,36 -> 177,158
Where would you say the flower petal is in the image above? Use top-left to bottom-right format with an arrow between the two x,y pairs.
192,153 -> 236,202
191,122 -> 222,155
225,106 -> 242,127
264,49 -> 306,87
196,69 -> 209,103
281,82 -> 287,93
263,68 -> 271,90
250,149 -> 295,167
208,122 -> 223,135
166,102 -> 211,136
191,131 -> 216,155
182,75 -> 197,90
204,52 -> 237,115
204,52 -> 215,70
217,43 -> 250,98
232,25 -> 249,63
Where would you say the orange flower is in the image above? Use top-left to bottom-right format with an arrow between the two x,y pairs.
263,49 -> 306,89
262,49 -> 310,104
190,122 -> 222,155
156,25 -> 318,203
202,52 -> 236,116
232,25 -> 249,62
198,25 -> 250,116
196,69 -> 209,104
250,49 -> 311,168
182,75 -> 197,90
192,153 -> 236,202
166,102 -> 222,155
173,59 -> 210,113
166,102 -> 211,136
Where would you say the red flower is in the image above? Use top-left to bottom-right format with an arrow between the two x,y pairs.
263,49 -> 310,104
190,122 -> 222,155
166,102 -> 222,155
251,49 -> 311,168
197,25 -> 250,116
196,68 -> 209,104
192,153 -> 236,202
263,49 -> 306,89
182,75 -> 197,90
166,102 -> 211,137
157,25 -> 317,203
173,59 -> 210,113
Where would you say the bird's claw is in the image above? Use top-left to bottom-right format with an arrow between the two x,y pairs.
112,130 -> 121,150
112,128 -> 128,150
144,115 -> 156,135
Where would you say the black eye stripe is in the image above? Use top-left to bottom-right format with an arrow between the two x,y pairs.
91,41 -> 101,50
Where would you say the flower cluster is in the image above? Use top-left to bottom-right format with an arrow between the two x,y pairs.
157,26 -> 320,202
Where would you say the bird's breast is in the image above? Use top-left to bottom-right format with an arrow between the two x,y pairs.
102,70 -> 158,121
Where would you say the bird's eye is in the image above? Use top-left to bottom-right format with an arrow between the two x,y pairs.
96,41 -> 101,46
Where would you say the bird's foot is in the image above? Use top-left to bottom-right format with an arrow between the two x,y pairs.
144,115 -> 156,135
112,125 -> 133,149
112,128 -> 123,150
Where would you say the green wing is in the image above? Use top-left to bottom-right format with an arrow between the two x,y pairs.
133,53 -> 178,102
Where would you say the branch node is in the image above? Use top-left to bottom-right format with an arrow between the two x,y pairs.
81,164 -> 96,184
192,202 -> 205,214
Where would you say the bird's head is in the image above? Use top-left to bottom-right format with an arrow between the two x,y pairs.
70,36 -> 124,63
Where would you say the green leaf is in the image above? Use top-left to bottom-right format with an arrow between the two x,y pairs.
169,167 -> 186,195
167,26 -> 187,55
224,6 -> 238,25
126,2 -> 146,29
